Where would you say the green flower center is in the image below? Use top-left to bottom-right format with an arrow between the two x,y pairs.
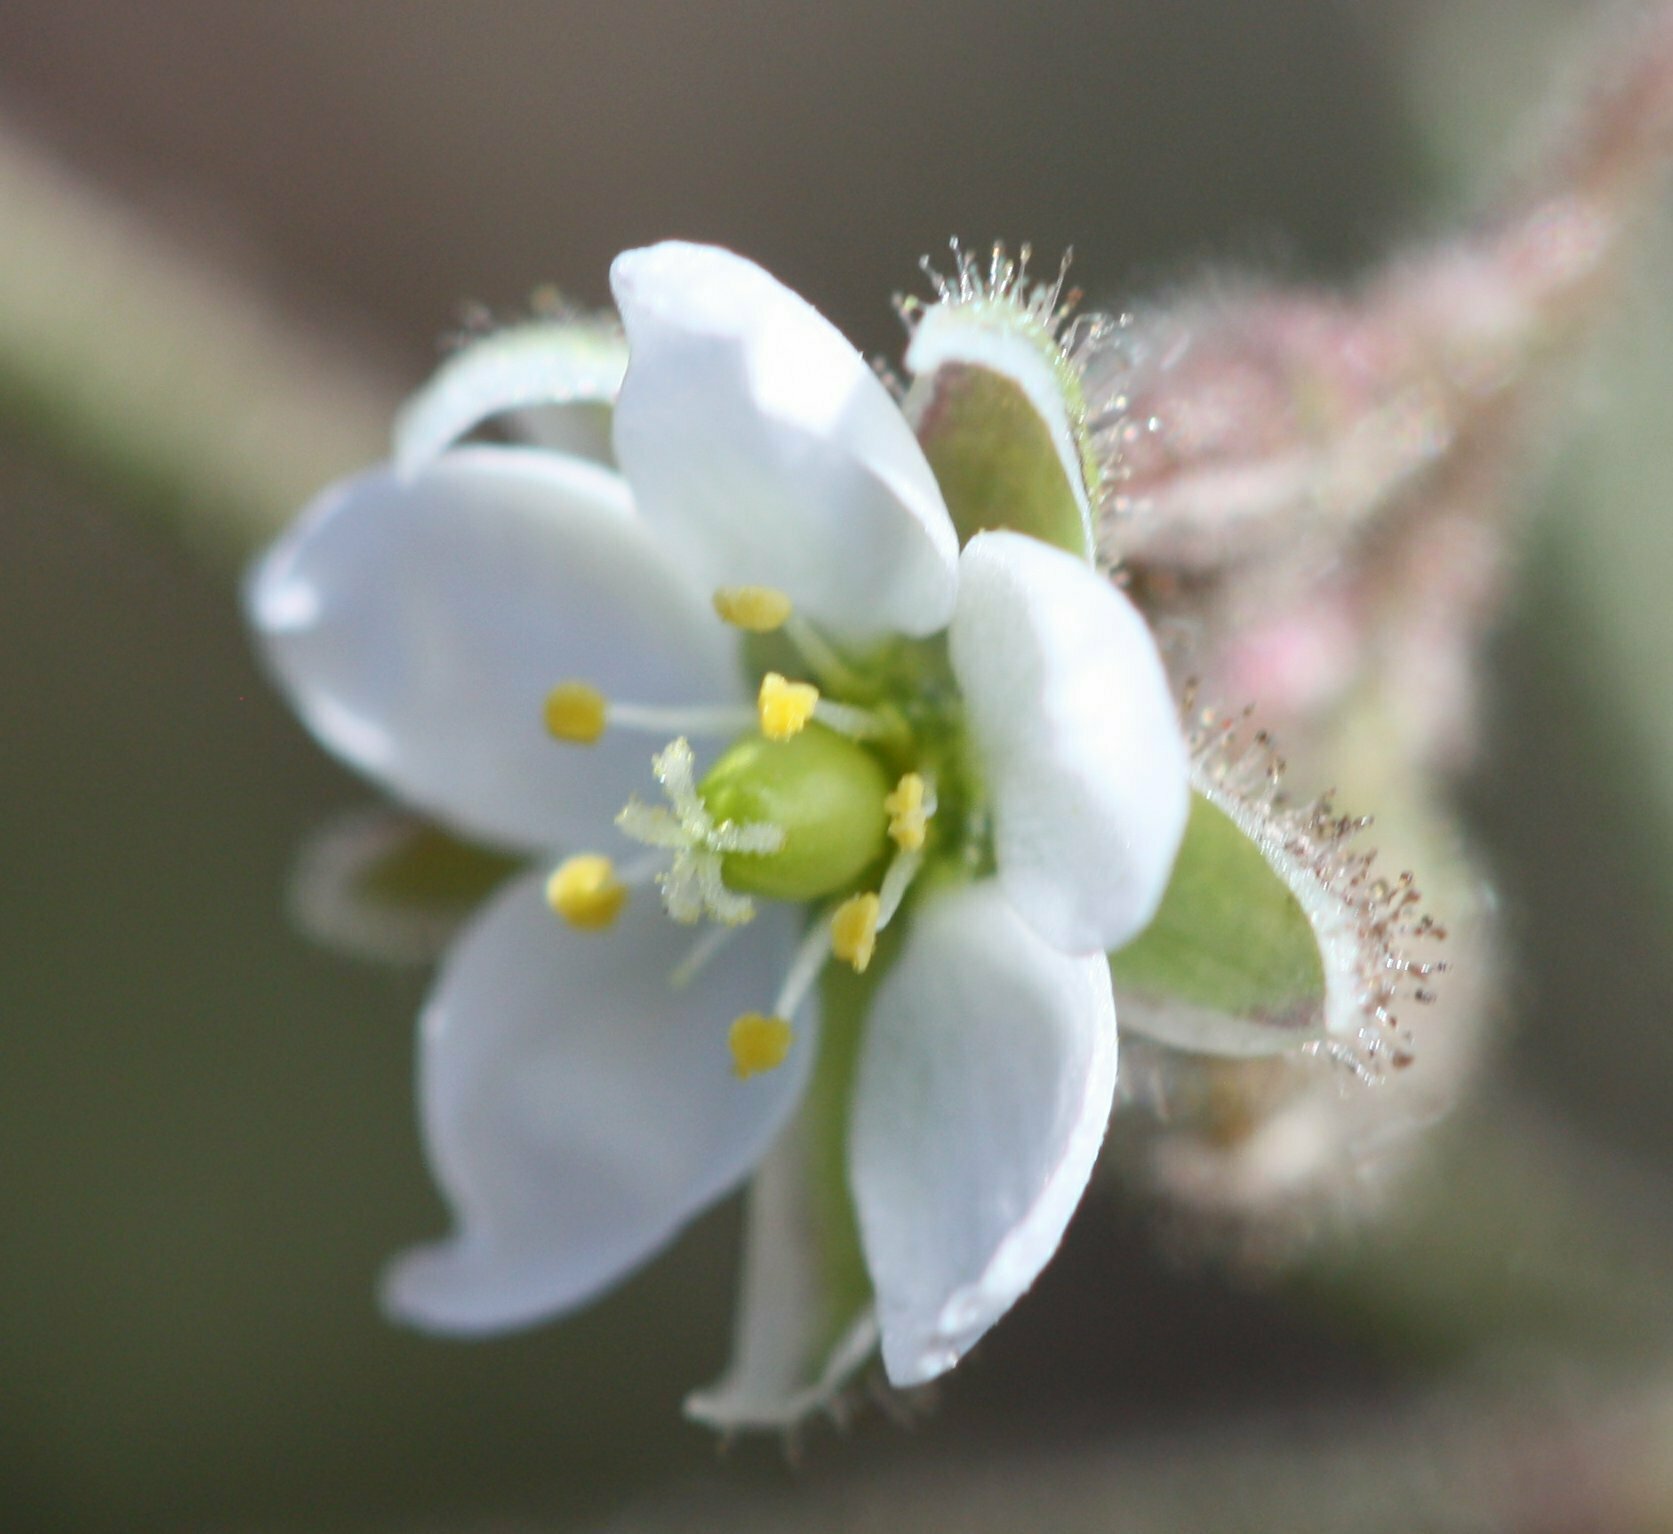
541,582 -> 982,971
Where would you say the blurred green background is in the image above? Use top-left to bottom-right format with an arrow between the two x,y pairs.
3,3 -> 1672,1530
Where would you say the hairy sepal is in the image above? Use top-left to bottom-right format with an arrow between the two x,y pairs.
1111,706 -> 1445,1077
902,242 -> 1098,559
288,807 -> 518,966
684,953 -> 882,1437
393,313 -> 627,474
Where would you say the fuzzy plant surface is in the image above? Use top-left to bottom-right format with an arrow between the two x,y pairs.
14,0 -> 1670,1454
244,226 -> 1466,1431
243,3 -> 1673,1425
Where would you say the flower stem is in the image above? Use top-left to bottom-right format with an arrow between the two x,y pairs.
0,114 -> 398,576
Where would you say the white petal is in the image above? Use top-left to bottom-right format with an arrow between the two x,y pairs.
392,320 -> 627,474
247,445 -> 744,853
950,530 -> 1189,954
383,872 -> 812,1334
610,242 -> 959,642
684,1115 -> 878,1432
849,880 -> 1118,1386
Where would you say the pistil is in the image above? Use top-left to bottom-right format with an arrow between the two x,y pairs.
616,737 -> 786,926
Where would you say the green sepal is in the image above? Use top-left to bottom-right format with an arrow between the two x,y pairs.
392,314 -> 626,473
904,301 -> 1095,559
684,924 -> 900,1431
289,809 -> 519,965
354,825 -> 518,908
802,950 -> 884,1355
1110,791 -> 1328,1056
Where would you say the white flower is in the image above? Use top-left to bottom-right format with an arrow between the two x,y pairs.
247,242 -> 1188,1403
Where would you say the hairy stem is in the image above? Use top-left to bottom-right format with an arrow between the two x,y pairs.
0,115 -> 397,573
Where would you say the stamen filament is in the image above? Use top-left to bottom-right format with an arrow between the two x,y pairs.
545,681 -> 753,743
775,916 -> 838,1020
726,916 -> 834,1079
668,923 -> 738,989
812,697 -> 891,741
783,613 -> 869,695
607,701 -> 757,737
876,848 -> 924,929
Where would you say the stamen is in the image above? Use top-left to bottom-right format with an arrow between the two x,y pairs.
876,848 -> 924,928
544,679 -> 754,744
812,697 -> 890,741
713,585 -> 793,633
758,672 -> 820,741
830,892 -> 881,973
884,772 -> 936,851
728,866 -> 871,1078
775,915 -> 838,1019
545,854 -> 628,930
729,1012 -> 794,1079
545,679 -> 755,744
544,681 -> 607,743
668,924 -> 738,990
606,700 -> 756,736
782,613 -> 868,695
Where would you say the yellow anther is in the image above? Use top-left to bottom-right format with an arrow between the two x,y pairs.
728,1012 -> 794,1078
884,772 -> 929,852
757,672 -> 819,742
713,585 -> 793,633
544,681 -> 607,744
545,855 -> 628,930
830,892 -> 881,973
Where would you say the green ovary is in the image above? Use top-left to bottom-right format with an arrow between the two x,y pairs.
699,725 -> 892,901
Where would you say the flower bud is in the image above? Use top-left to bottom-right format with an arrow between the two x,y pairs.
699,725 -> 890,901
